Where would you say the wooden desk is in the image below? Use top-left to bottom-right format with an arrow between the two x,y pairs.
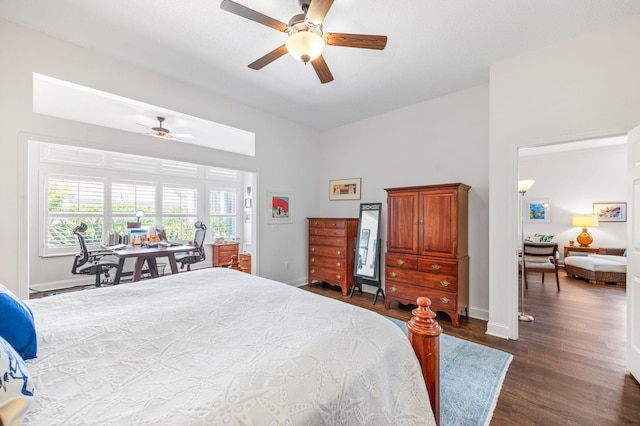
564,245 -> 600,258
111,245 -> 196,284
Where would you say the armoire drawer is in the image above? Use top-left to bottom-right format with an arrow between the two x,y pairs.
385,281 -> 458,312
385,253 -> 418,270
417,257 -> 458,276
385,267 -> 458,291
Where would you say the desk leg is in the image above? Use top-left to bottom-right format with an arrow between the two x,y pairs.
133,258 -> 145,282
114,258 -> 126,285
147,258 -> 160,278
168,254 -> 179,275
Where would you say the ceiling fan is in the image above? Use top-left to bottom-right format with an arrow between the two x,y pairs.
220,0 -> 387,84
137,116 -> 194,142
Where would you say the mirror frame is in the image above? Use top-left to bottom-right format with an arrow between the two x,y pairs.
354,202 -> 382,281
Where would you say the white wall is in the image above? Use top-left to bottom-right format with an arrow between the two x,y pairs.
319,85 -> 491,320
520,144 -> 627,259
489,16 -> 640,339
0,19 -> 320,298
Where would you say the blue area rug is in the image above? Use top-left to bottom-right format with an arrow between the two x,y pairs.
387,317 -> 513,426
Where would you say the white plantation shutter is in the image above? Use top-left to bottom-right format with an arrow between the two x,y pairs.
45,176 -> 105,251
112,182 -> 156,232
209,189 -> 237,237
38,142 -> 243,255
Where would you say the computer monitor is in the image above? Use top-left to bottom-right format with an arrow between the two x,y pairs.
156,227 -> 168,242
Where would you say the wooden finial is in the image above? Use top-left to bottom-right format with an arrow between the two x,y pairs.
407,297 -> 441,425
407,297 -> 442,337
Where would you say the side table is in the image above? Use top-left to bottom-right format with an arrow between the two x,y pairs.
564,245 -> 599,259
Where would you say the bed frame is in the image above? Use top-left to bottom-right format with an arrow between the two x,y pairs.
407,297 -> 442,425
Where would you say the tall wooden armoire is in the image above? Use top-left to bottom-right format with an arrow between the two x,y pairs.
384,183 -> 470,327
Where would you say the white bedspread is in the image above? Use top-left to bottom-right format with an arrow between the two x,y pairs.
24,268 -> 434,425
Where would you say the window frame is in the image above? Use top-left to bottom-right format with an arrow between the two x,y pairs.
38,143 -> 243,257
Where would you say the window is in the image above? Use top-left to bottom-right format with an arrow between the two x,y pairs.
209,189 -> 237,238
45,175 -> 105,249
38,142 -> 245,256
112,182 -> 156,233
161,186 -> 198,240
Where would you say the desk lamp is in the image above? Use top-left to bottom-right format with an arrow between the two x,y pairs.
135,210 -> 144,223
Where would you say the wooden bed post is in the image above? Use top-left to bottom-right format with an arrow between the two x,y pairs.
407,297 -> 442,425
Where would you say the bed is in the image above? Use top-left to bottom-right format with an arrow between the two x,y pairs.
16,268 -> 439,425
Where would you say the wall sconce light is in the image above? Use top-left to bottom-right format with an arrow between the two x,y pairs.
571,214 -> 599,247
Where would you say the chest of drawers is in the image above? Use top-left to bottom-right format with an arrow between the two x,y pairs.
211,243 -> 239,267
307,218 -> 358,296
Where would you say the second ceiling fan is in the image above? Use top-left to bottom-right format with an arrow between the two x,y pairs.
220,0 -> 388,84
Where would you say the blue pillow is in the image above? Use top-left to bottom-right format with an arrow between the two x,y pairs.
623,249 -> 627,257
0,335 -> 34,426
0,284 -> 37,360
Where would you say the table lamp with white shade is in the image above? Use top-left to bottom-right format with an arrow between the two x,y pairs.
572,214 -> 599,247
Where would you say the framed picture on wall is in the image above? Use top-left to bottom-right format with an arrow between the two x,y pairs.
329,178 -> 361,201
267,191 -> 293,224
525,199 -> 550,223
593,202 -> 627,222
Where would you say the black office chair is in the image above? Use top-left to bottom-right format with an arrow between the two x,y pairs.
71,223 -> 119,287
175,221 -> 207,271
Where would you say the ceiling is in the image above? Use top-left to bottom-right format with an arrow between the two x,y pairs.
2,0 -> 640,130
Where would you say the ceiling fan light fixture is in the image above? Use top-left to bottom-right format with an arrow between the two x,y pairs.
286,30 -> 325,63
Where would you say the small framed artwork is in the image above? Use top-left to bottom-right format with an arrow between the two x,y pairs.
593,202 -> 627,222
267,191 -> 293,224
525,199 -> 550,223
244,198 -> 252,208
329,178 -> 361,201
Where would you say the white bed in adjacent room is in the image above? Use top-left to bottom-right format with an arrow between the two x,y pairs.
23,268 -> 436,425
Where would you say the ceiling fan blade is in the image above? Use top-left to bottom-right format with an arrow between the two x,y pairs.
305,0 -> 334,26
220,0 -> 288,32
325,33 -> 388,50
311,55 -> 334,84
248,45 -> 288,70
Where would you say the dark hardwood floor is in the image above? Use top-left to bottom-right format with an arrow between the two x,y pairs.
303,270 -> 640,425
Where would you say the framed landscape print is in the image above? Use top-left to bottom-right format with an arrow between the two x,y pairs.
329,178 -> 361,201
267,191 -> 293,224
593,202 -> 627,222
525,199 -> 550,223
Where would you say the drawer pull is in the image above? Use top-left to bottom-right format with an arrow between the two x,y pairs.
311,269 -> 316,274
390,287 -> 397,292
336,262 -> 342,267
431,264 -> 441,270
310,258 -> 315,263
396,259 -> 405,265
336,250 -> 342,255
440,297 -> 450,304
440,280 -> 450,287
336,274 -> 342,280
311,247 -> 315,252
389,272 -> 398,278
